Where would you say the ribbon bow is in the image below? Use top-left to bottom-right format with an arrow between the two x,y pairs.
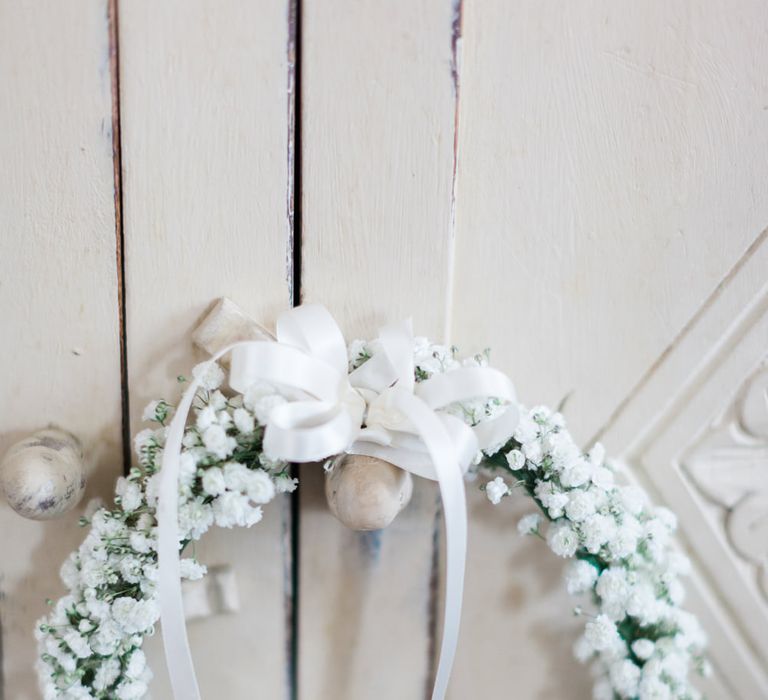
158,305 -> 519,700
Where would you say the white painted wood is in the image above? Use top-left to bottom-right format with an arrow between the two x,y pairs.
3,2 -> 767,697
117,1 -> 293,696
451,0 -> 768,445
449,2 -> 768,697
0,1 -> 121,695
299,1 -> 458,697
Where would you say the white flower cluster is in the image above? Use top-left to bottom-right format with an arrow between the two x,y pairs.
350,336 -> 507,462
36,363 -> 291,699
39,336 -> 708,699
483,406 -> 708,700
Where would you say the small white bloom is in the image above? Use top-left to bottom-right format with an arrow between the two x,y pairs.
233,407 -> 255,434
580,513 -> 617,554
596,567 -> 631,620
178,498 -> 214,540
547,522 -> 579,557
192,361 -> 225,391
485,476 -> 510,505
517,513 -> 541,536
129,530 -> 154,554
522,440 -> 543,465
535,481 -> 569,518
631,638 -> 655,660
209,390 -> 228,411
201,467 -> 227,496
93,657 -> 121,691
180,558 -> 207,581
584,614 -> 620,652
607,516 -> 642,560
590,465 -> 614,489
223,461 -> 250,492
181,429 -> 200,448
565,490 -> 597,523
617,485 -> 646,516
59,554 -> 80,590
118,555 -> 143,584
609,659 -> 640,698
125,648 -> 147,679
638,675 -> 671,700
116,477 -> 142,512
133,427 -> 155,451
274,474 -> 299,493
505,449 -> 525,470
63,630 -> 91,658
654,506 -> 677,532
213,492 -> 263,528
561,459 -> 592,488
116,680 -> 149,700
626,583 -> 662,626
196,405 -> 218,431
513,414 -> 539,444
588,442 -> 606,466
111,596 -> 159,634
565,559 -> 598,595
142,399 -> 171,423
202,424 -> 237,460
246,469 -> 276,504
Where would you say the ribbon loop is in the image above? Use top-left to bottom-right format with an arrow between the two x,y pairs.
158,304 -> 520,700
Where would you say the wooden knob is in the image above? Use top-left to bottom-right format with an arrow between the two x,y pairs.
0,428 -> 85,520
325,454 -> 413,531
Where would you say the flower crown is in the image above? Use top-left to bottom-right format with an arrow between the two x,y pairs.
37,305 -> 708,700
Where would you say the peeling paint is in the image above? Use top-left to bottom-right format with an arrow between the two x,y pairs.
443,0 -> 463,346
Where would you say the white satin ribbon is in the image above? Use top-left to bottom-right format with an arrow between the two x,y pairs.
158,304 -> 519,700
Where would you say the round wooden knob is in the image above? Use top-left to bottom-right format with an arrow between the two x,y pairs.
325,454 -> 413,531
0,428 -> 86,520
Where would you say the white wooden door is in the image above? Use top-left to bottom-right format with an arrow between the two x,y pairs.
1,2 -> 767,698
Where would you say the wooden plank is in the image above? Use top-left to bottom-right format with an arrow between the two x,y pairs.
448,1 -> 768,697
451,0 -> 768,444
298,2 -> 459,698
0,2 -> 122,697
117,1 -> 294,696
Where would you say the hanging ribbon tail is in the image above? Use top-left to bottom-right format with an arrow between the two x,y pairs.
385,387 -> 467,700
158,340 -> 262,700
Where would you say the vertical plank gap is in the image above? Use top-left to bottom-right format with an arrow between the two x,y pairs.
426,3 -> 464,696
424,503 -> 442,700
442,0 -> 464,347
286,1 -> 302,698
108,0 -> 130,475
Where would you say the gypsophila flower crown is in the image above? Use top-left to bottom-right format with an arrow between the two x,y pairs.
37,304 -> 708,700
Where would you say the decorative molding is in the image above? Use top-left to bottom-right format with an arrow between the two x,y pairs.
683,361 -> 768,601
598,229 -> 768,698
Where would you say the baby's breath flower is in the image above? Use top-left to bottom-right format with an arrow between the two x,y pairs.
484,476 -> 510,505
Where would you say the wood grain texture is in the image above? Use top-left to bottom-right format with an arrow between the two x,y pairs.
448,1 -> 768,697
117,1 -> 293,696
0,2 -> 121,696
298,1 -> 458,697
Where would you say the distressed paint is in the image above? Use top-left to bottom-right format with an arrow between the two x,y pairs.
298,1 -> 459,698
0,1 -> 122,696
1,2 -> 768,697
116,0 -> 294,696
